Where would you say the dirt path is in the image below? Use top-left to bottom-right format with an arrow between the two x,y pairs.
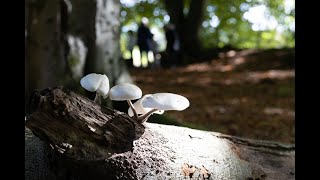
129,49 -> 295,143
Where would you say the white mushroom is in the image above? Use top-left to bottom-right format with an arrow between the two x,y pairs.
80,73 -> 110,104
143,93 -> 190,111
109,83 -> 142,120
128,94 -> 164,117
133,93 -> 190,123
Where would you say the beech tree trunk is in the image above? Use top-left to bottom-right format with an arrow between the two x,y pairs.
25,87 -> 295,180
68,0 -> 131,85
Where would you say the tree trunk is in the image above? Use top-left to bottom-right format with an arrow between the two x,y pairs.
69,0 -> 131,85
25,87 -> 295,180
68,0 -> 97,76
25,0 -> 67,105
183,0 -> 205,55
164,0 -> 206,64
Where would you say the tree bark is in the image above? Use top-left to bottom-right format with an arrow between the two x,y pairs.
184,0 -> 205,55
25,0 -> 67,105
68,0 -> 97,76
69,0 -> 131,85
25,87 -> 295,180
67,0 -> 131,109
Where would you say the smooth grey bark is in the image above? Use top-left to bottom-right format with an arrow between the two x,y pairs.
68,0 -> 131,85
25,87 -> 295,180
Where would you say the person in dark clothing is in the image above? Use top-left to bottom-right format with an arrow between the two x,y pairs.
137,18 -> 153,66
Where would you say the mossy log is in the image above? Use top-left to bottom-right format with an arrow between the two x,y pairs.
25,87 -> 295,180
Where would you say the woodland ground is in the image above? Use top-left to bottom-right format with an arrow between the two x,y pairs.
129,48 -> 295,143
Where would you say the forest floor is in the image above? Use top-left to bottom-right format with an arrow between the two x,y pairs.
129,48 -> 295,143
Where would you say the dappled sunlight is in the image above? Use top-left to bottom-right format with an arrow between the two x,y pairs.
141,52 -> 148,67
263,107 -> 295,117
132,46 -> 141,67
226,50 -> 237,58
219,65 -> 234,72
181,60 -> 235,73
148,51 -> 154,63
264,107 -> 284,115
218,49 -> 258,59
179,49 -> 293,75
194,77 -> 213,86
132,46 -> 155,68
215,57 -> 245,72
165,74 -> 235,87
233,57 -> 245,65
130,49 -> 295,143
181,50 -> 261,73
183,63 -> 212,72
246,70 -> 295,83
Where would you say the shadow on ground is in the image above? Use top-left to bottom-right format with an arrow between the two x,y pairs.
129,48 -> 295,143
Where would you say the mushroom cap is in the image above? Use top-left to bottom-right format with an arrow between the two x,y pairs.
109,83 -> 142,101
97,74 -> 110,98
142,93 -> 190,111
80,73 -> 110,97
128,94 -> 164,117
80,73 -> 102,92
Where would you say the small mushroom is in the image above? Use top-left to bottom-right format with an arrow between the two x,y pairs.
109,83 -> 142,120
128,94 -> 164,117
131,93 -> 190,123
143,93 -> 190,111
80,73 -> 110,104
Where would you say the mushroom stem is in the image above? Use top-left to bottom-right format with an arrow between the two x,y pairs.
93,93 -> 101,105
127,100 -> 138,120
138,109 -> 159,123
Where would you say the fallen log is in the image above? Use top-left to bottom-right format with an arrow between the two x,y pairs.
25,87 -> 295,180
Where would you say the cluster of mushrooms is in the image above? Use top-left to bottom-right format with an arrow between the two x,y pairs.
80,73 -> 190,123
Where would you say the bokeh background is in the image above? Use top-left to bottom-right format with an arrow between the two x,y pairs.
25,0 -> 294,143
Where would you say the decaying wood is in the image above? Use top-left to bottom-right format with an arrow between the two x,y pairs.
25,87 -> 295,180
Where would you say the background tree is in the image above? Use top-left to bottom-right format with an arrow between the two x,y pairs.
25,0 -> 132,109
25,0 -> 68,108
163,0 -> 205,63
120,0 -> 294,64
69,0 -> 130,85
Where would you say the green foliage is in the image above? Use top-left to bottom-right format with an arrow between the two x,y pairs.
120,0 -> 294,51
121,0 -> 167,28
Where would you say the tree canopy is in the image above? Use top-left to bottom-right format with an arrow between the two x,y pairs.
119,0 -> 294,53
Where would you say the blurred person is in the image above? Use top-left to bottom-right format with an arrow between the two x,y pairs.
137,17 -> 153,67
149,38 -> 161,69
127,30 -> 136,59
